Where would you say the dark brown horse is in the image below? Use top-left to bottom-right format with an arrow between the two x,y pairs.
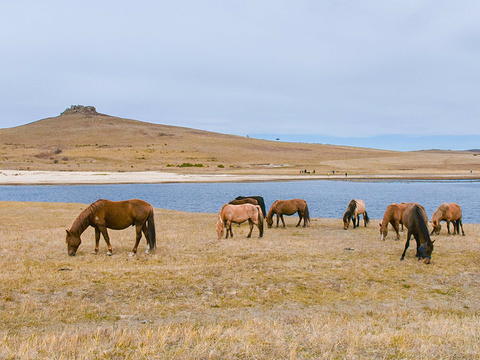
343,199 -> 369,229
431,202 -> 465,236
266,199 -> 310,228
66,199 -> 156,256
216,203 -> 264,239
235,196 -> 266,217
400,203 -> 434,264
379,202 -> 408,240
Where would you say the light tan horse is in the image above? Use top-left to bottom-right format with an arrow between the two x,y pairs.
66,199 -> 156,256
431,203 -> 465,236
265,199 -> 310,228
216,203 -> 264,239
343,199 -> 369,229
379,202 -> 408,240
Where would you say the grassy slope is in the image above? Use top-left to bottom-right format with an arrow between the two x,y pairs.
1,202 -> 479,359
1,112 -> 479,175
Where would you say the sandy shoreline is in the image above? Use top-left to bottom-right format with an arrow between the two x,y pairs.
0,169 -> 478,185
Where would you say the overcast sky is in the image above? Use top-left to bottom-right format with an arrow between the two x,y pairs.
1,1 -> 479,150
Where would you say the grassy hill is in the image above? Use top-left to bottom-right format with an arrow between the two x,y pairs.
0,106 -> 478,176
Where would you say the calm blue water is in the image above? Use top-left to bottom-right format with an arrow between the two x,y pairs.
0,180 -> 478,222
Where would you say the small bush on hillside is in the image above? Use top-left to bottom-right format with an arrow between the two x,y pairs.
179,163 -> 204,168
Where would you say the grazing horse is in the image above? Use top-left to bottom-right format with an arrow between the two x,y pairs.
379,202 -> 408,240
66,199 -> 156,256
216,203 -> 264,239
265,199 -> 310,228
400,203 -> 434,264
235,196 -> 266,217
431,203 -> 465,236
343,199 -> 369,229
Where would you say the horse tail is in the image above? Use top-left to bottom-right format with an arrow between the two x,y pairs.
256,205 -> 264,237
147,210 -> 157,251
304,203 -> 310,225
364,211 -> 370,225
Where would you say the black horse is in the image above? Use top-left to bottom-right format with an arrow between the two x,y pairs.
400,203 -> 434,264
235,196 -> 266,217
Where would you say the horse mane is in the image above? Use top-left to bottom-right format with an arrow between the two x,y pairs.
343,199 -> 356,222
266,200 -> 279,219
413,205 -> 431,243
69,200 -> 104,235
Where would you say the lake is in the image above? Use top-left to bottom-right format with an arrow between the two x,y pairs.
0,180 -> 478,222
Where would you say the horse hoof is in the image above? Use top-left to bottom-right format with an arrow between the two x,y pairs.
106,251 -> 113,256
128,252 -> 136,257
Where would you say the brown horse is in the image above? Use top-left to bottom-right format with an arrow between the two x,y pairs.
66,199 -> 156,256
343,199 -> 369,229
216,203 -> 264,239
379,202 -> 408,240
401,203 -> 434,264
431,203 -> 465,236
265,199 -> 310,228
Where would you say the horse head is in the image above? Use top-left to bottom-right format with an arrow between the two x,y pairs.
342,213 -> 350,229
216,220 -> 224,239
419,240 -> 434,264
379,222 -> 387,240
266,215 -> 274,228
66,229 -> 81,256
431,220 -> 441,235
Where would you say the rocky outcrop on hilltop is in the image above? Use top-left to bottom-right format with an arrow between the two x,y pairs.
60,105 -> 101,116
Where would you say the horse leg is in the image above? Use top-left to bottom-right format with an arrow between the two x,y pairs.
247,219 -> 254,238
401,231 -> 412,260
446,221 -> 451,235
129,224 -> 143,256
275,213 -> 280,227
93,227 -> 101,254
99,226 -> 113,255
280,214 -> 286,227
225,220 -> 232,238
296,211 -> 303,227
459,220 -> 465,236
393,221 -> 400,240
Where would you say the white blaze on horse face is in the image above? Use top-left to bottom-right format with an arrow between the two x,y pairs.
95,216 -> 99,221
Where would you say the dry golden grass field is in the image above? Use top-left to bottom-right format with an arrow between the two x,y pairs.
0,107 -> 479,177
1,201 -> 479,359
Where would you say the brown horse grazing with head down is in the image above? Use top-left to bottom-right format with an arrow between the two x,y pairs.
379,202 -> 408,240
66,199 -> 156,256
266,199 -> 310,228
431,202 -> 465,236
216,203 -> 264,239
401,203 -> 434,264
343,199 -> 369,229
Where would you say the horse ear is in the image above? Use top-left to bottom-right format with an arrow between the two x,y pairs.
66,229 -> 70,235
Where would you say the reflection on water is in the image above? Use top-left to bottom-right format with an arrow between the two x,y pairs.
0,180 -> 479,222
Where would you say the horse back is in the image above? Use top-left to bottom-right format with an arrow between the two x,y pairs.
402,203 -> 428,230
101,199 -> 152,229
355,199 -> 365,214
